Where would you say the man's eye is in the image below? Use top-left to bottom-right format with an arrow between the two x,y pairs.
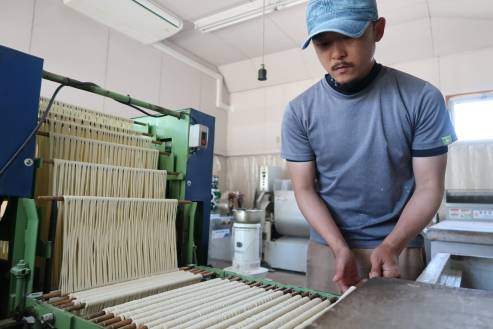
316,41 -> 331,48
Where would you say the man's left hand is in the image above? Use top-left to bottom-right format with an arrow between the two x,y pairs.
369,243 -> 400,278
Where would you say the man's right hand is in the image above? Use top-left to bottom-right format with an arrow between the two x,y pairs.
332,247 -> 361,292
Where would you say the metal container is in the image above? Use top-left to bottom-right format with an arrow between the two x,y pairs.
233,209 -> 265,224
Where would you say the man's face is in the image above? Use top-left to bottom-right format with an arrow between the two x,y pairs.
312,18 -> 385,84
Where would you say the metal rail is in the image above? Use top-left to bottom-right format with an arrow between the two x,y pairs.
42,70 -> 184,119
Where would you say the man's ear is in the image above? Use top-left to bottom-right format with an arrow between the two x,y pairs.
374,17 -> 386,42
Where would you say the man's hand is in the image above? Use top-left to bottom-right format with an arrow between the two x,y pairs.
332,247 -> 361,292
369,243 -> 400,278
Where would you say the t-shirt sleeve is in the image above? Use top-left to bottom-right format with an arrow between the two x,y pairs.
412,83 -> 457,154
281,102 -> 315,162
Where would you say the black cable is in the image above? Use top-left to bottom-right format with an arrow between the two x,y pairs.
0,83 -> 66,178
115,96 -> 166,118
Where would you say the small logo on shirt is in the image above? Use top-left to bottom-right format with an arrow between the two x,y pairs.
441,135 -> 452,145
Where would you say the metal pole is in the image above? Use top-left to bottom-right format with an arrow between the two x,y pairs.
42,70 -> 184,120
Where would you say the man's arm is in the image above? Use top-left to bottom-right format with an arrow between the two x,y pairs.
287,161 -> 360,291
369,153 -> 447,278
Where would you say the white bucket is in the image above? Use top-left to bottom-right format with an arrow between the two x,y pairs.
231,223 -> 263,273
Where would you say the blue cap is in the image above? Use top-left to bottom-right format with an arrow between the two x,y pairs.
302,0 -> 378,49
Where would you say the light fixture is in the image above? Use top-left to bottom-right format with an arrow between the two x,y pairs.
258,0 -> 267,81
194,0 -> 307,33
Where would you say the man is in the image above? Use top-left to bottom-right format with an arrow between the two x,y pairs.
281,0 -> 457,293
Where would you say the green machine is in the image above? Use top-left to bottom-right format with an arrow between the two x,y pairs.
0,45 -> 215,324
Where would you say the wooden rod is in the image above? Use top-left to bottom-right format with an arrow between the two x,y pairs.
93,314 -> 115,323
42,290 -> 61,300
38,159 -> 181,176
37,130 -> 154,139
120,324 -> 137,329
36,196 -> 192,205
102,317 -> 122,327
51,297 -> 74,306
107,319 -> 133,329
59,301 -> 75,309
66,303 -> 86,312
86,311 -> 106,320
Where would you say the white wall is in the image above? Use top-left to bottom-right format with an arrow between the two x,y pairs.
0,0 -> 228,155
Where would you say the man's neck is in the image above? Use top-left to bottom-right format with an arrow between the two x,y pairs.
326,62 -> 382,95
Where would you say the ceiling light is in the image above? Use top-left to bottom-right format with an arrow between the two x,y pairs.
194,0 -> 307,33
258,0 -> 267,81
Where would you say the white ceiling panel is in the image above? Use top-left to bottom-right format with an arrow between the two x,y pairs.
268,4 -> 308,46
141,0 -> 493,92
428,0 -> 493,19
432,17 -> 493,56
375,18 -> 434,65
378,0 -> 428,26
171,29 -> 246,65
213,15 -> 297,59
154,0 -> 249,21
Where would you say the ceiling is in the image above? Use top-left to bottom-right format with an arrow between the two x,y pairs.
157,0 -> 493,66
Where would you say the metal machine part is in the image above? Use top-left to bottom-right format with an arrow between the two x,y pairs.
264,180 -> 310,273
425,220 -> 493,261
233,208 -> 265,224
308,278 -> 493,329
444,190 -> 493,221
418,252 -> 493,290
208,213 -> 233,265
274,190 -> 310,237
258,166 -> 282,192
0,45 -> 43,197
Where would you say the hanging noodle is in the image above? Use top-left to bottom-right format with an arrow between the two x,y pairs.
49,160 -> 167,287
39,97 -> 135,130
48,133 -> 159,169
52,159 -> 166,198
42,118 -> 153,148
59,197 -> 178,294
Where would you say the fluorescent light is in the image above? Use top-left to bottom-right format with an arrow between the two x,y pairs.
194,0 -> 307,33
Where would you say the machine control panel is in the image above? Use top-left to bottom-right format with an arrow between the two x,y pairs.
189,124 -> 209,149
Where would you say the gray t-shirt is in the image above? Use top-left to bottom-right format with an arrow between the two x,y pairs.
281,66 -> 457,248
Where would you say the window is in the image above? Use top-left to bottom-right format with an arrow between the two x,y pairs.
448,93 -> 493,141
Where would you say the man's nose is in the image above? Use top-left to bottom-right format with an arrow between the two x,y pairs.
330,40 -> 347,60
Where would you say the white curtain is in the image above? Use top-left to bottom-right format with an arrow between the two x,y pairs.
445,141 -> 493,189
218,142 -> 493,209
225,153 -> 287,208
213,155 -> 228,191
